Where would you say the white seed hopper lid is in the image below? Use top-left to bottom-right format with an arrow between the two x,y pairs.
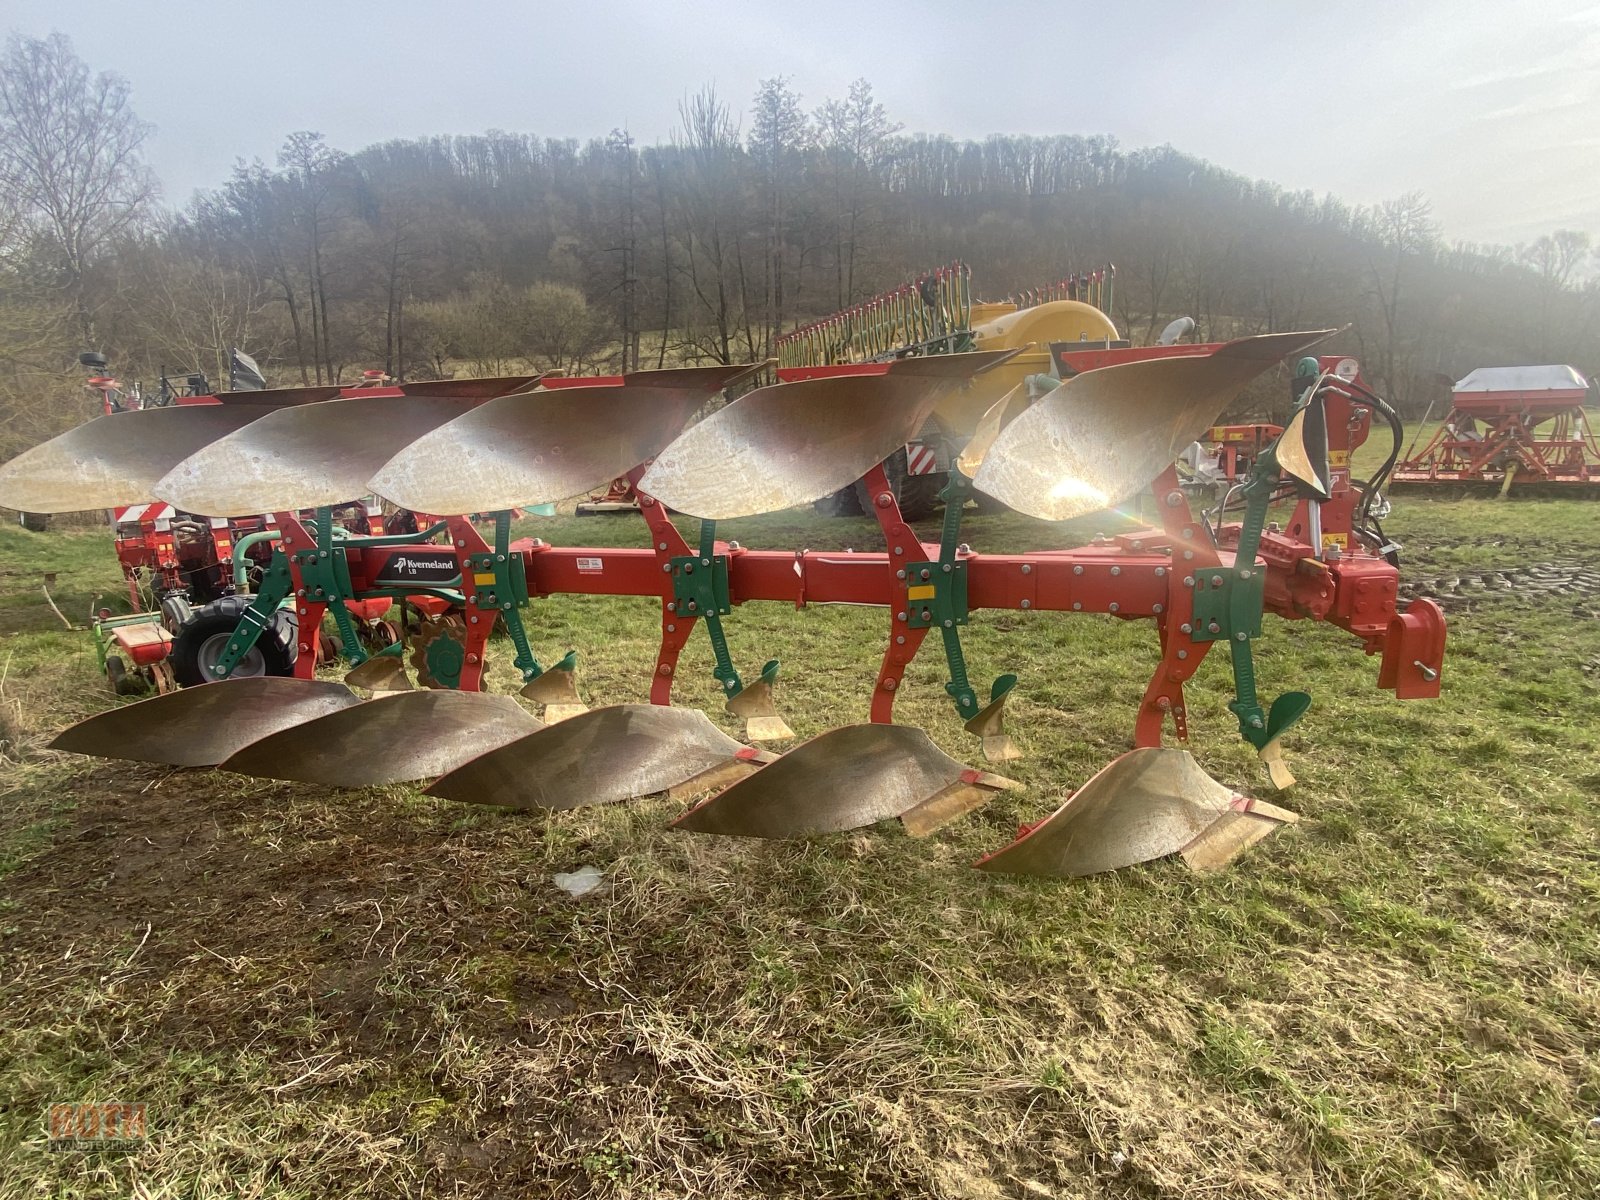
1454,364 -> 1590,393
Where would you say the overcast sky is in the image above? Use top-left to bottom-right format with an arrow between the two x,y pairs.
8,0 -> 1599,249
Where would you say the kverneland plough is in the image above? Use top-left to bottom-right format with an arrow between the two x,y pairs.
0,338 -> 1446,878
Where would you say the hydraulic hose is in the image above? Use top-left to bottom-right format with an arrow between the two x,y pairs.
232,529 -> 281,589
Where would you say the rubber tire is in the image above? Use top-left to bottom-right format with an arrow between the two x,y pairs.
105,655 -> 143,696
159,594 -> 193,635
815,450 -> 942,520
170,595 -> 297,687
897,471 -> 945,522
19,511 -> 49,532
812,486 -> 864,517
853,447 -> 907,517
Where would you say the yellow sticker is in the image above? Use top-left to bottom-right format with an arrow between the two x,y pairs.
473,572 -> 497,586
1328,449 -> 1350,467
907,584 -> 937,600
1321,533 -> 1348,551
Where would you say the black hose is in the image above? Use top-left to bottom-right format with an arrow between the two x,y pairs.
1335,378 -> 1404,530
1347,477 -> 1399,564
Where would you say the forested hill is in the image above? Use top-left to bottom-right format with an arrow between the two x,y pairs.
2,38 -> 1596,454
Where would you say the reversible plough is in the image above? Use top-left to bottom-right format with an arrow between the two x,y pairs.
0,335 -> 1447,878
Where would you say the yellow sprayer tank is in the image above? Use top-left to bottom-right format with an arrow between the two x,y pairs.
934,300 -> 1121,436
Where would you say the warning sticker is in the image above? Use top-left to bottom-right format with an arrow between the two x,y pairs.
1329,449 -> 1350,467
1321,532 -> 1349,552
576,557 -> 604,574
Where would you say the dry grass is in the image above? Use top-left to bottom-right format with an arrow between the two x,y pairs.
0,496 -> 1597,1199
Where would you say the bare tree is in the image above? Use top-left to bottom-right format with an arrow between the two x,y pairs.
415,275 -> 528,376
1520,229 -> 1593,358
118,227 -> 277,384
1361,192 -> 1439,407
209,162 -> 316,383
0,32 -> 155,340
525,281 -> 609,371
673,86 -> 748,363
3,67 -> 1596,440
581,129 -> 641,371
815,78 -> 900,306
1523,229 -> 1592,289
749,77 -> 810,346
278,132 -> 345,382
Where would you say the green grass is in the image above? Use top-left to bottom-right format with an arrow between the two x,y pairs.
0,496 -> 1598,1199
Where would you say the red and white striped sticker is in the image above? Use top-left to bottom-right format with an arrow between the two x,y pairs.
905,444 -> 938,476
113,503 -> 173,524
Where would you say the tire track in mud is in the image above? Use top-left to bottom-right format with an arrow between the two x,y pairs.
1399,560 -> 1600,615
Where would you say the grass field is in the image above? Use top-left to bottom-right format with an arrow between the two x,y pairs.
1,491 -> 1598,1199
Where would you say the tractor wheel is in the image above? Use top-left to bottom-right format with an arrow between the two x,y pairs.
897,471 -> 946,522
105,655 -> 143,696
170,595 -> 297,687
854,448 -> 908,516
812,486 -> 864,517
19,511 -> 49,533
159,594 -> 193,634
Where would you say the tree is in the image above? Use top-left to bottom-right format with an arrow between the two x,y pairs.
415,275 -> 528,375
525,281 -> 609,371
815,78 -> 900,306
672,86 -> 751,363
748,77 -> 810,344
1523,229 -> 1591,290
4,71 -> 1597,446
578,130 -> 642,371
1522,230 -> 1593,358
0,32 -> 154,341
1361,192 -> 1439,409
116,226 -> 277,385
277,132 -> 347,382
